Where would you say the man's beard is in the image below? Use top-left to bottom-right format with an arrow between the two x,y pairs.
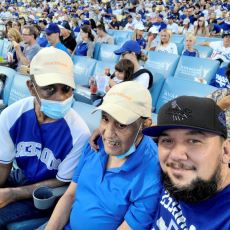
161,162 -> 222,203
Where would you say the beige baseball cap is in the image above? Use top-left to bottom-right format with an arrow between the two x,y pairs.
93,81 -> 152,125
30,47 -> 75,89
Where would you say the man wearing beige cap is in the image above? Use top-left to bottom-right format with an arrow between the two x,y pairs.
0,47 -> 90,227
44,81 -> 161,230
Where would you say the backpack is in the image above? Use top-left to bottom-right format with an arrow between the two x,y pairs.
131,69 -> 153,89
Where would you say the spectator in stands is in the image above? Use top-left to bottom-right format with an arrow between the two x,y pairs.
200,30 -> 230,63
106,59 -> 135,90
7,28 -> 24,69
124,15 -> 135,31
166,15 -> 179,34
44,81 -> 161,230
37,19 -> 48,48
0,47 -> 90,227
182,32 -> 199,57
143,96 -> 230,229
108,15 -> 120,30
151,13 -> 167,32
13,25 -> 40,72
133,14 -> 144,28
156,29 -> 178,55
146,26 -> 159,51
132,24 -> 146,49
194,16 -> 210,37
208,12 -> 222,37
114,40 -> 153,89
59,21 -> 77,54
96,24 -> 114,45
45,23 -> 70,56
75,25 -> 95,58
179,18 -> 194,35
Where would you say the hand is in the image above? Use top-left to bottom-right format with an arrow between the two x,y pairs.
12,41 -> 19,49
217,95 -> 230,110
89,128 -> 100,152
0,188 -> 15,208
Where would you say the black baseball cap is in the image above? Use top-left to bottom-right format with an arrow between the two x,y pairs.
222,30 -> 230,38
143,96 -> 227,138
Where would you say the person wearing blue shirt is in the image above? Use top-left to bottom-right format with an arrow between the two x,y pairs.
45,81 -> 162,230
143,95 -> 230,230
45,23 -> 70,56
152,14 -> 167,32
210,64 -> 230,88
182,32 -> 199,57
0,48 -> 90,227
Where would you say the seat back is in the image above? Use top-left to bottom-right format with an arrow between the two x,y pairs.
174,56 -> 220,84
171,34 -> 184,44
175,43 -> 184,55
193,45 -> 213,58
145,51 -> 180,77
93,42 -> 102,60
93,60 -> 116,77
0,39 -> 4,57
72,56 -> 97,86
155,77 -> 217,113
1,39 -> 11,58
8,74 -> 30,106
0,66 -> 16,105
96,43 -> 120,62
72,101 -> 101,132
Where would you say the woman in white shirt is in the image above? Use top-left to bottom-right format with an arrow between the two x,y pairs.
155,29 -> 178,55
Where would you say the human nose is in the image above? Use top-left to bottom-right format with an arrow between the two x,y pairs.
104,122 -> 116,139
168,143 -> 188,161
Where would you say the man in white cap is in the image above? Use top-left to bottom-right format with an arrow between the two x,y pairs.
0,47 -> 90,227
44,81 -> 161,230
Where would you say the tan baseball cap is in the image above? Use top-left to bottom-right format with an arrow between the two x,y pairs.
30,47 -> 75,89
93,81 -> 152,125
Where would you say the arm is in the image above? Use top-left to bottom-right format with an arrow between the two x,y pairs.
199,41 -> 210,46
216,95 -> 230,110
0,178 -> 66,208
45,182 -> 77,230
12,41 -> 30,66
0,162 -> 12,187
117,220 -> 132,230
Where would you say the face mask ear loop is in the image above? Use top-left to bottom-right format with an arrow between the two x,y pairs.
133,122 -> 144,147
32,82 -> 42,105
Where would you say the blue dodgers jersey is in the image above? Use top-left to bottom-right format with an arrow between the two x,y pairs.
152,185 -> 230,230
0,97 -> 90,184
210,66 -> 230,89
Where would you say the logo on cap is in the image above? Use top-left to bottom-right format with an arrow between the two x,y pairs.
167,100 -> 192,121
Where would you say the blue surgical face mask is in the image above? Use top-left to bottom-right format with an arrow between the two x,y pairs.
33,83 -> 73,119
116,122 -> 142,159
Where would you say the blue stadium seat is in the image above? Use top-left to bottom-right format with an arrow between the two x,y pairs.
155,77 -> 217,113
74,85 -> 92,104
171,34 -> 184,44
0,66 -> 16,105
107,29 -> 115,36
1,39 -> 11,58
195,36 -> 207,44
7,217 -> 49,230
93,60 -> 116,77
0,39 -> 5,57
72,101 -> 101,132
147,69 -> 165,112
93,42 -> 102,60
151,113 -> 158,125
112,30 -> 133,45
145,51 -> 180,77
72,56 -> 97,86
7,74 -> 30,106
193,45 -> 213,58
175,43 -> 184,55
96,43 -> 120,62
174,56 -> 220,84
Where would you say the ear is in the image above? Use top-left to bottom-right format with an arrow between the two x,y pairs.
143,118 -> 152,129
26,80 -> 36,96
222,138 -> 230,165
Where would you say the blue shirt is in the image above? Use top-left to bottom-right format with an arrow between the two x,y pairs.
136,37 -> 146,49
47,42 -> 70,56
152,22 -> 167,32
75,41 -> 88,56
69,136 -> 161,230
210,66 -> 230,89
152,186 -> 230,230
182,49 -> 199,57
0,97 -> 90,184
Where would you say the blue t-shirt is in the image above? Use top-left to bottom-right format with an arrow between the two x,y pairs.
152,186 -> 230,230
210,66 -> 230,89
136,37 -> 146,49
68,136 -> 161,230
75,41 -> 88,56
47,42 -> 70,56
152,22 -> 167,32
182,49 -> 199,57
0,97 -> 90,184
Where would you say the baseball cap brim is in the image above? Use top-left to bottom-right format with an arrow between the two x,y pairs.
34,73 -> 75,89
92,103 -> 140,125
114,47 -> 127,55
143,124 -> 226,138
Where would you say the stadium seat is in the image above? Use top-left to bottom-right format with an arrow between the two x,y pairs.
195,36 -> 207,44
74,85 -> 92,104
174,56 -> 220,84
96,43 -> 120,62
93,60 -> 116,77
93,42 -> 102,60
7,217 -> 49,230
7,73 -> 30,106
1,39 -> 11,58
145,51 -> 180,77
193,45 -> 213,58
72,56 -> 97,86
0,39 -> 4,57
107,29 -> 115,36
0,66 -> 16,105
112,30 -> 133,45
151,113 -> 158,125
155,77 -> 217,113
171,34 -> 184,44
72,101 -> 101,132
175,43 -> 184,55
